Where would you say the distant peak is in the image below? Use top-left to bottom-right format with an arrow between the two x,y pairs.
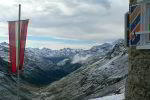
112,39 -> 124,45
0,42 -> 8,46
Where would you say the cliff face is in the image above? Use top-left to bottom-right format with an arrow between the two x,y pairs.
126,48 -> 150,100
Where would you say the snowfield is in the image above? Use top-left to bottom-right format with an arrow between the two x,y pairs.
90,93 -> 124,100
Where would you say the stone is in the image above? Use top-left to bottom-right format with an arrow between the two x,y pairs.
125,47 -> 150,100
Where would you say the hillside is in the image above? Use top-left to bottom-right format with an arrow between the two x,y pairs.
38,39 -> 128,100
0,39 -> 128,100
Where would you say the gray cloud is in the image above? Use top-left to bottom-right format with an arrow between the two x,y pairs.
0,0 -> 128,49
78,0 -> 111,9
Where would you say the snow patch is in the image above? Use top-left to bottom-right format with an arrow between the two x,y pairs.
90,93 -> 124,100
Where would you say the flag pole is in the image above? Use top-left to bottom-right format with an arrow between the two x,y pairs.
17,4 -> 21,100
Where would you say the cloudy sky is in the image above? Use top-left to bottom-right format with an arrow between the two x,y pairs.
0,0 -> 128,50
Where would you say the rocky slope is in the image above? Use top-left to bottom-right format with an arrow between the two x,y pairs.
38,39 -> 128,100
0,57 -> 38,100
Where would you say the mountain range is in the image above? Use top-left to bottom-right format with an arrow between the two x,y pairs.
0,39 -> 127,100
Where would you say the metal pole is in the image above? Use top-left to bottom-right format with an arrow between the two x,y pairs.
17,4 -> 21,100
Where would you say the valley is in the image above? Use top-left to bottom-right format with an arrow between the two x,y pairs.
0,39 -> 127,100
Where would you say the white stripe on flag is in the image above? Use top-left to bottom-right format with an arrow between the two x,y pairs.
16,22 -> 19,69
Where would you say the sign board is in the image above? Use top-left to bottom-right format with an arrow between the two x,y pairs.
136,3 -> 150,49
128,4 -> 141,46
125,2 -> 150,49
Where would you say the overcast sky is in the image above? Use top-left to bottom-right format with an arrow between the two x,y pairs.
0,0 -> 128,49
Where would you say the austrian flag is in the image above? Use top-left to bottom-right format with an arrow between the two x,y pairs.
8,20 -> 29,73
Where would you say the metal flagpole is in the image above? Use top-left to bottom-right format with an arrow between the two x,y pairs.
17,4 -> 21,100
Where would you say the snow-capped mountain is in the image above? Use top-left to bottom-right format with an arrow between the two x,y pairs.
38,39 -> 127,100
0,41 -> 113,85
0,39 -> 127,100
0,41 -> 113,60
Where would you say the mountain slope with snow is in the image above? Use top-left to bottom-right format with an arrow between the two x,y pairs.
0,39 -> 127,100
90,93 -> 124,100
38,39 -> 128,100
0,41 -> 113,86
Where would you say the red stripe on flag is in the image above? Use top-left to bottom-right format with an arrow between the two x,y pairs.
19,20 -> 29,70
8,22 -> 17,73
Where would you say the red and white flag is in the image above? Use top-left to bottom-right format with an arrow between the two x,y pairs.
8,20 -> 29,73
